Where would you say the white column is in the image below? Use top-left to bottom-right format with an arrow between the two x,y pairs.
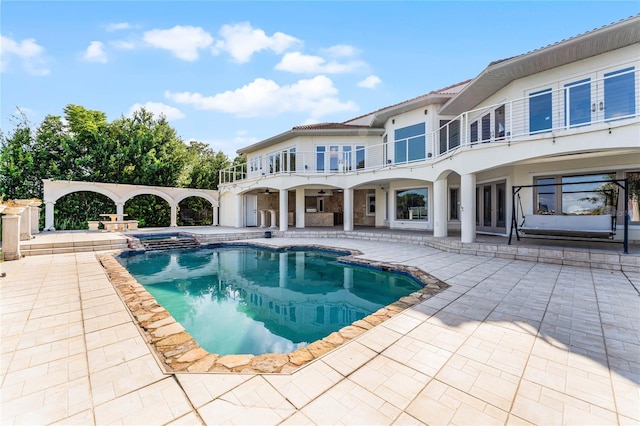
259,210 -> 266,228
279,189 -> 288,232
170,203 -> 178,227
213,205 -> 219,226
44,201 -> 55,231
116,202 -> 125,219
2,214 -> 21,260
19,208 -> 31,241
433,177 -> 448,238
269,209 -> 278,229
30,205 -> 41,234
295,188 -> 305,228
460,173 -> 476,243
235,195 -> 243,228
374,187 -> 385,227
343,188 -> 354,231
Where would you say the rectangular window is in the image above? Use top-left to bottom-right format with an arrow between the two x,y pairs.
329,146 -> 339,171
535,173 -> 617,216
343,146 -> 352,171
289,147 -> 296,172
316,146 -> 325,172
449,188 -> 459,220
604,67 -> 636,120
395,123 -> 426,163
470,121 -> 478,143
535,177 -> 557,214
394,140 -> 407,163
495,105 -> 505,140
529,88 -> 552,133
564,78 -> 591,127
481,114 -> 491,142
439,119 -> 460,153
396,188 -> 428,221
561,173 -> 616,215
366,194 -> 375,216
356,146 -> 365,169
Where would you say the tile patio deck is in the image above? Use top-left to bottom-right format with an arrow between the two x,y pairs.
1,230 -> 639,425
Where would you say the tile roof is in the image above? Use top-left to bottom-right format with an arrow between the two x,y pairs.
291,122 -> 371,130
343,79 -> 472,124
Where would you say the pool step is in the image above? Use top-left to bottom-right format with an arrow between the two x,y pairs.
142,237 -> 201,251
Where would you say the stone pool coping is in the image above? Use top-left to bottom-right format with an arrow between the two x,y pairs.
97,242 -> 450,374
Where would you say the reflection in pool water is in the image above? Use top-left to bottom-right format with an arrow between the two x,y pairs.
117,246 -> 422,356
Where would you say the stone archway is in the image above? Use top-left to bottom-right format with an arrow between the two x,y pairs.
43,179 -> 219,230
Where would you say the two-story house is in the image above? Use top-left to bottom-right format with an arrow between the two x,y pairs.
218,15 -> 640,246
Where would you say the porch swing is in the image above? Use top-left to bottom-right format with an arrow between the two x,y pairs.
508,178 -> 629,254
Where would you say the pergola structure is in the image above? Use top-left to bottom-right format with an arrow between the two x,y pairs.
42,179 -> 219,230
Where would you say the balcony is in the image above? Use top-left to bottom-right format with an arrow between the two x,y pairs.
220,68 -> 639,185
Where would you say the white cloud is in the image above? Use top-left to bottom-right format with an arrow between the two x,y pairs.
275,51 -> 365,74
358,75 -> 382,89
128,101 -> 185,120
320,44 -> 358,58
212,22 -> 300,63
143,25 -> 213,61
106,22 -> 133,32
165,75 -> 358,119
83,41 -> 108,63
109,40 -> 135,50
0,34 -> 50,75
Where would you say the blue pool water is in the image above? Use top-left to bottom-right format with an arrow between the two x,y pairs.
117,246 -> 422,356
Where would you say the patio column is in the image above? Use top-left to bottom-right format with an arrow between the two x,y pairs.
30,204 -> 41,234
44,201 -> 55,231
235,195 -> 243,228
461,173 -> 476,243
279,189 -> 288,232
374,187 -> 386,227
116,202 -> 124,219
213,205 -> 219,226
2,214 -> 21,260
170,203 -> 177,227
433,177 -> 448,238
19,207 -> 31,241
343,188 -> 354,231
295,188 -> 305,228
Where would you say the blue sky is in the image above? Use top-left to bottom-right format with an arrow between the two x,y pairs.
2,1 -> 638,158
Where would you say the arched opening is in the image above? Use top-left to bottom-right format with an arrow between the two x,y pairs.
178,196 -> 213,226
125,194 -> 171,228
54,191 -> 115,230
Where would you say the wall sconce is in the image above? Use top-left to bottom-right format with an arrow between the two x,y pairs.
392,119 -> 395,124
424,109 -> 428,115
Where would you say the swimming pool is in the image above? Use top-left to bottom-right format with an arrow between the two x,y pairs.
117,245 -> 423,356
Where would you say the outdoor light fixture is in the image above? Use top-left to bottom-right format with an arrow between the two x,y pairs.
318,189 -> 326,195
264,188 -> 271,195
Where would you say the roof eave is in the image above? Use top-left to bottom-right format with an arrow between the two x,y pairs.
440,15 -> 640,115
236,128 -> 385,155
370,94 -> 453,127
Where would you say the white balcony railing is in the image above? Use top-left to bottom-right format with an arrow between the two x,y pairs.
220,68 -> 639,185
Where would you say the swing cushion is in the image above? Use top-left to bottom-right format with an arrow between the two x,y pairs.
520,214 -> 614,238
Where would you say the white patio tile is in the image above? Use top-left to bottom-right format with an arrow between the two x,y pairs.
264,360 -> 343,409
198,376 -> 296,425
176,373 -> 253,408
321,341 -> 377,376
94,377 -> 192,425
